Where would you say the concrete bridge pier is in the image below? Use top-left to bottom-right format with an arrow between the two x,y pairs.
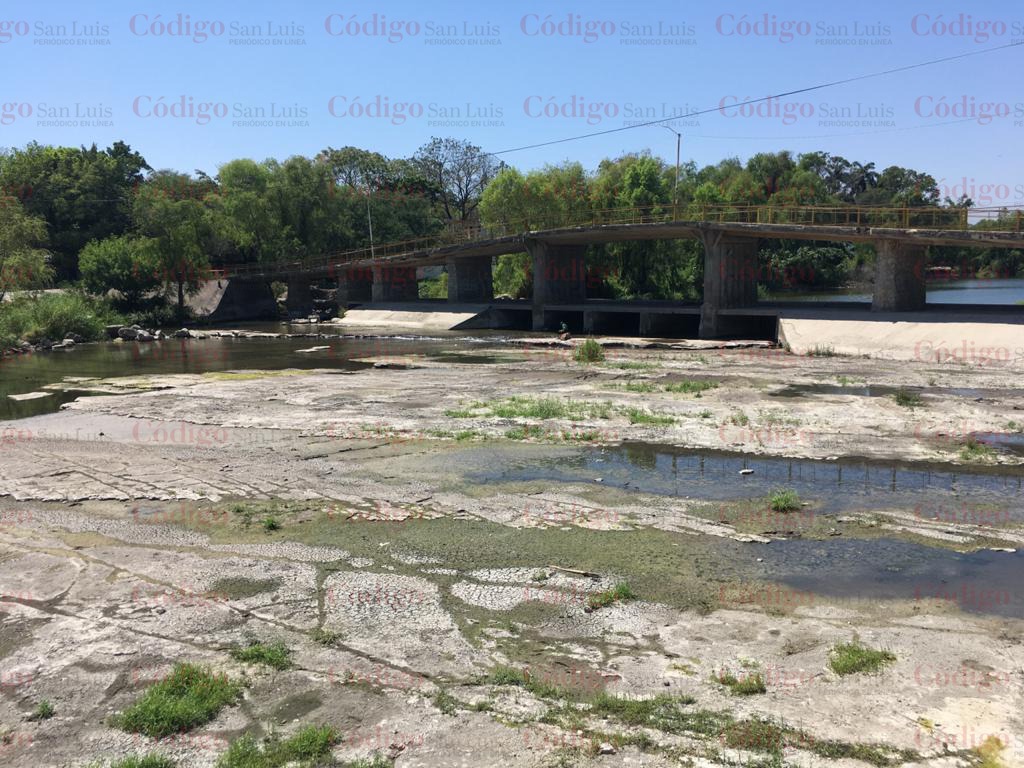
337,266 -> 373,304
446,255 -> 493,303
872,240 -> 927,311
372,264 -> 419,302
699,232 -> 759,338
286,276 -> 314,317
528,240 -> 587,331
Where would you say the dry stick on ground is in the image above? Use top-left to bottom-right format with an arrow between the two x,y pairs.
547,565 -> 601,579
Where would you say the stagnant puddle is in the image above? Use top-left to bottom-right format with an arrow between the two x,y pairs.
460,442 -> 1024,616
468,441 -> 1024,518
769,383 -> 991,399
741,538 -> 1024,618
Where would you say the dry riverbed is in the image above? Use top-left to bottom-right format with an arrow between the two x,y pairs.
1,340 -> 1023,767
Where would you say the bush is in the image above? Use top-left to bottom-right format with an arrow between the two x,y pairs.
768,488 -> 801,512
0,291 -> 123,345
828,642 -> 895,676
79,235 -> 162,306
574,338 -> 605,363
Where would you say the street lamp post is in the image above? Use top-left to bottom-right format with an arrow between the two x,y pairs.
662,125 -> 681,204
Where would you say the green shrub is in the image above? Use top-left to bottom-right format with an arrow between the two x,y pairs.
0,291 -> 123,344
574,338 -> 605,363
216,725 -> 338,768
894,389 -> 924,408
768,488 -> 801,513
28,700 -> 55,721
229,641 -> 292,670
587,582 -> 637,610
111,664 -> 241,738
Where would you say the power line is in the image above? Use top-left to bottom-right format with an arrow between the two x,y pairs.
491,41 -> 1024,156
678,116 -> 984,141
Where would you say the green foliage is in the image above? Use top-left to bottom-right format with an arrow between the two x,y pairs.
486,396 -> 611,421
894,389 -> 924,408
828,642 -> 896,676
623,408 -> 675,426
573,338 -> 604,363
216,725 -> 338,768
110,756 -> 176,768
587,582 -> 637,609
0,291 -> 123,345
432,689 -> 458,715
663,380 -> 717,395
768,489 -> 801,513
111,663 -> 241,738
262,514 -> 282,532
960,437 -> 997,463
28,700 -> 55,720
714,670 -> 767,695
229,641 -> 293,670
0,195 -> 51,301
418,272 -> 447,299
79,235 -> 162,306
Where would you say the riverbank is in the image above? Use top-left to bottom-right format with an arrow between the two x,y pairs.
1,338 -> 1022,767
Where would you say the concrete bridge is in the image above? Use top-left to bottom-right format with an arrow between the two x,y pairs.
219,205 -> 1024,338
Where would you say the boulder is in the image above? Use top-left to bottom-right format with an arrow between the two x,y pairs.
117,327 -> 138,341
105,325 -> 122,339
67,333 -> 85,344
135,330 -> 155,342
172,328 -> 191,339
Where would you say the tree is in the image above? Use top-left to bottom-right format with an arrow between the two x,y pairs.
132,172 -> 215,320
79,235 -> 161,306
0,196 -> 51,302
413,138 -> 502,222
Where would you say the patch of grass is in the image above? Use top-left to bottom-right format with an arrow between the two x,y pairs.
768,488 -> 801,513
444,408 -> 476,418
960,437 -> 998,463
262,514 -> 282,532
663,380 -> 718,395
310,628 -> 342,647
620,381 -> 657,393
588,693 -> 728,737
230,504 -> 255,526
110,756 -> 176,768
757,409 -> 800,426
216,725 -> 338,768
894,389 -> 924,408
723,716 -> 786,754
696,409 -> 713,418
433,689 -> 458,715
573,338 -> 605,363
207,577 -> 280,600
28,700 -> 55,721
605,361 -> 655,371
729,410 -> 750,426
587,582 -> 636,610
454,429 -> 479,441
807,344 -> 837,357
0,291 -> 122,344
504,425 -> 547,441
713,671 -> 767,695
828,642 -> 896,676
343,755 -> 392,768
230,640 -> 293,670
623,407 -> 675,426
111,663 -> 241,739
489,396 -> 612,421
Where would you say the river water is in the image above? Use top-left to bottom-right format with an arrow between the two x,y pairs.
768,277 -> 1024,304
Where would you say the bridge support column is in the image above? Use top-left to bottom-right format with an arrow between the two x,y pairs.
527,240 -> 587,331
286,276 -> 314,317
699,232 -> 759,339
371,264 -> 419,302
336,265 -> 373,304
872,240 -> 926,311
446,255 -> 493,303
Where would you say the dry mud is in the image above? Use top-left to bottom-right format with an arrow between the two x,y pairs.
1,343 -> 1023,767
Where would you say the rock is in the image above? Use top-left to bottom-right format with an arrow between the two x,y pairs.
135,331 -> 155,342
112,337 -> 124,345
36,338 -> 54,350
67,333 -> 85,344
172,328 -> 191,339
104,325 -> 121,339
558,331 -> 572,341
130,324 -> 142,331
51,340 -> 75,350
154,330 -> 164,341
117,327 -> 138,341
739,468 -> 754,475
62,338 -> 76,346
598,743 -> 616,755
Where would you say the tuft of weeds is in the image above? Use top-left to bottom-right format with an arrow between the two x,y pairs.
111,663 -> 241,739
828,642 -> 895,676
729,410 -> 750,426
489,396 -> 611,421
574,338 -> 605,364
623,408 -> 676,426
433,689 -> 458,715
110,756 -> 177,768
230,640 -> 293,670
768,488 -> 801,513
605,361 -> 655,371
894,389 -> 924,408
663,380 -> 718,396
310,628 -> 342,647
975,735 -> 1009,768
713,671 -> 767,695
807,344 -> 837,357
587,582 -> 636,610
505,425 -> 547,441
28,700 -> 55,721
216,725 -> 338,768
262,515 -> 282,532
960,437 -> 997,463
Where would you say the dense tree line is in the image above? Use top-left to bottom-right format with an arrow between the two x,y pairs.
1,141 -> 1020,321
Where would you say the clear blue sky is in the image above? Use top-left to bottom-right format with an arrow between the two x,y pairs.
4,0 -> 1023,206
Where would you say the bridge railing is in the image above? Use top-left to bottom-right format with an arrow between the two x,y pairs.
221,204 -> 1020,278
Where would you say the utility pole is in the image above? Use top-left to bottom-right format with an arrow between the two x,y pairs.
366,193 -> 375,258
